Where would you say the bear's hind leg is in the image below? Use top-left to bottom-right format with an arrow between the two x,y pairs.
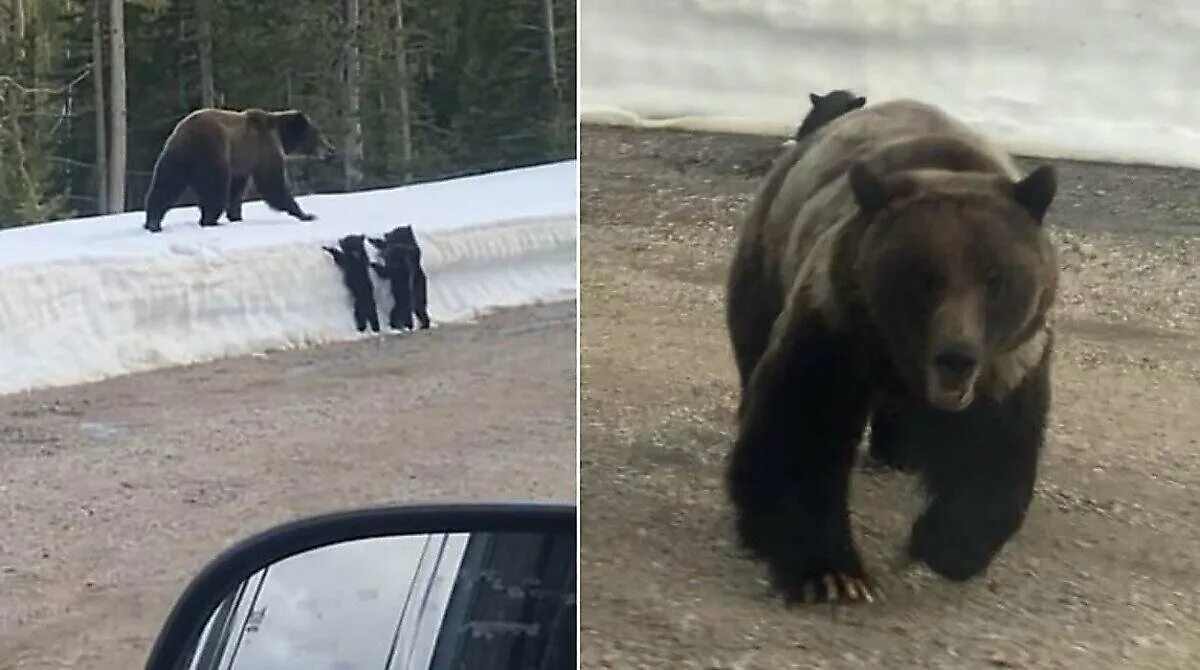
397,268 -> 418,330
143,154 -> 190,233
907,356 -> 1050,581
727,318 -> 875,604
194,165 -> 229,227
227,175 -> 249,222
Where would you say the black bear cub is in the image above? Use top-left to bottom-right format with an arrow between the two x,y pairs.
792,89 -> 867,142
322,234 -> 380,333
369,225 -> 431,331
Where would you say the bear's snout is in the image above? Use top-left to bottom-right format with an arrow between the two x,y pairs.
926,342 -> 981,412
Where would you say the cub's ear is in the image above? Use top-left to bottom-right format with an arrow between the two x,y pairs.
1012,164 -> 1056,223
368,236 -> 387,250
809,92 -> 822,106
851,96 -> 867,109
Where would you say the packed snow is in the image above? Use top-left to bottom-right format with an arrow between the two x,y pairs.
0,160 -> 578,396
580,0 -> 1200,169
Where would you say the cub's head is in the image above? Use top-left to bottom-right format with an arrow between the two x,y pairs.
337,234 -> 369,260
275,110 -> 336,161
848,161 -> 1057,411
794,89 -> 867,140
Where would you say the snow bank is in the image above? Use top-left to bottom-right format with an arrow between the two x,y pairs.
580,0 -> 1200,169
0,161 -> 577,396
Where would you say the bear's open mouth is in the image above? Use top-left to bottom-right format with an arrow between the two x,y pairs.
926,371 -> 977,412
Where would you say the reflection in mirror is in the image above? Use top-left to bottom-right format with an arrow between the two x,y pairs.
185,530 -> 575,670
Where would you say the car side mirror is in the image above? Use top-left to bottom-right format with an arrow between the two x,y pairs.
144,502 -> 577,670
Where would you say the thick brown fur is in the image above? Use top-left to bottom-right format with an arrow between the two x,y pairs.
724,99 -> 1059,604
143,108 -> 335,233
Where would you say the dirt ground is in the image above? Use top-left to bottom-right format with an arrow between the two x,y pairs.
0,301 -> 576,670
580,126 -> 1200,669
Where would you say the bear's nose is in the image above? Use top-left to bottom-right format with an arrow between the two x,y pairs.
934,345 -> 978,377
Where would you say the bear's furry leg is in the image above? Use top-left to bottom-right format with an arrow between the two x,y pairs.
143,155 -> 189,233
195,164 -> 229,227
390,276 -> 414,330
410,266 -> 429,329
254,160 -> 314,222
352,304 -> 368,332
727,319 -> 876,604
725,246 -> 782,399
907,350 -> 1050,581
227,175 -> 249,222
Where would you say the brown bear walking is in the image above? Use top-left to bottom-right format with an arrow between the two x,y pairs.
725,99 -> 1059,604
143,108 -> 335,233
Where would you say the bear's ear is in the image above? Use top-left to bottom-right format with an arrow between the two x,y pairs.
368,237 -> 387,250
1012,165 -> 1056,223
848,162 -> 891,213
809,92 -> 822,106
851,96 -> 867,109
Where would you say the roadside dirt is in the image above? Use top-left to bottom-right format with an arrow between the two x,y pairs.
0,301 -> 577,670
580,126 -> 1200,669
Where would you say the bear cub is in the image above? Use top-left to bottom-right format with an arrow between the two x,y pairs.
143,108 -> 335,233
323,234 -> 380,333
369,225 -> 431,331
792,89 -> 867,142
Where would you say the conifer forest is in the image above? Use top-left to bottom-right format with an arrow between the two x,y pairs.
0,0 -> 577,226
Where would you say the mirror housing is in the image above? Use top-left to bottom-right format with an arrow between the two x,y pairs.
145,501 -> 576,670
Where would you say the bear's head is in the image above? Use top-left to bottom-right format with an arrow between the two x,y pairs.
847,162 -> 1057,412
369,225 -> 418,251
275,110 -> 336,162
337,234 -> 369,261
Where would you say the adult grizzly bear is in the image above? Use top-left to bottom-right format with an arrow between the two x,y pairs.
143,108 -> 335,233
725,99 -> 1058,604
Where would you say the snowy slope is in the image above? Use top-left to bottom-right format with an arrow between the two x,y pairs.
0,160 -> 577,396
580,0 -> 1200,169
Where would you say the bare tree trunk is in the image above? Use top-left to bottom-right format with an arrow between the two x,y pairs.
107,0 -> 126,212
91,0 -> 107,213
393,0 -> 413,182
541,0 -> 559,101
14,0 -> 25,41
341,0 -> 363,190
196,0 -> 214,108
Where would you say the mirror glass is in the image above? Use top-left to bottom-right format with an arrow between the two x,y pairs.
184,530 -> 575,670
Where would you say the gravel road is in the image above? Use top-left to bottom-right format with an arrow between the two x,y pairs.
0,301 -> 576,669
580,126 -> 1200,669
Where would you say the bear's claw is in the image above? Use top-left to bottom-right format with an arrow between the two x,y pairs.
787,572 -> 881,605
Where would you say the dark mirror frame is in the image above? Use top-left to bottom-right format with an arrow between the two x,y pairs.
144,501 -> 577,670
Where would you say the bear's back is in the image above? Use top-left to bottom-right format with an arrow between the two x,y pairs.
750,99 -> 1022,301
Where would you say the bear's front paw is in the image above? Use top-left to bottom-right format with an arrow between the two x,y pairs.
774,566 -> 882,605
739,514 -> 881,605
908,508 -> 1003,582
297,212 -> 317,222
